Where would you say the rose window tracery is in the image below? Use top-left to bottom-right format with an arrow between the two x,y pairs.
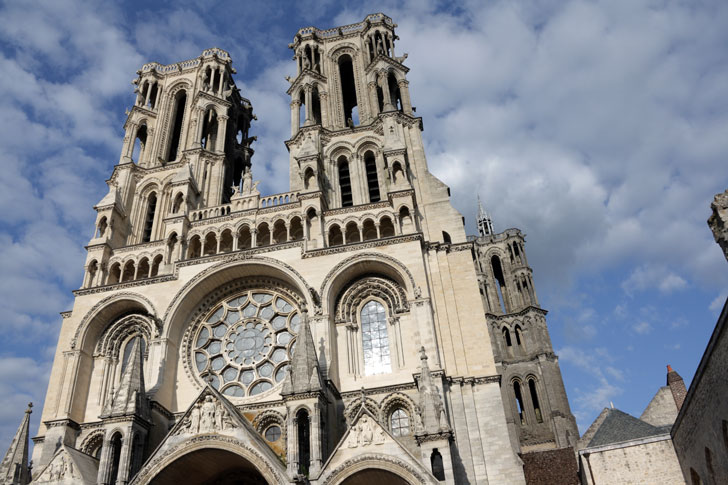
192,289 -> 300,398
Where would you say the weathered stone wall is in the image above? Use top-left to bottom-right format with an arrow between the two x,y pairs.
671,298 -> 728,485
580,437 -> 685,485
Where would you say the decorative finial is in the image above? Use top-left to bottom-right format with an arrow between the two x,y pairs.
419,346 -> 428,362
667,364 -> 674,372
26,402 -> 33,413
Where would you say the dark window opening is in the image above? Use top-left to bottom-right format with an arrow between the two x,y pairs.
514,381 -> 526,425
364,151 -> 380,202
200,109 -> 218,150
430,448 -> 445,481
312,86 -> 322,125
297,410 -> 310,476
338,55 -> 359,126
338,157 -> 353,207
167,92 -> 186,162
388,73 -> 402,111
132,125 -> 147,164
109,433 -> 122,485
442,231 -> 451,244
529,379 -> 543,423
515,325 -> 523,346
503,327 -> 512,347
376,85 -> 384,113
142,192 -> 157,243
491,255 -> 507,313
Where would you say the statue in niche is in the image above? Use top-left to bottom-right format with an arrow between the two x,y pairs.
414,406 -> 424,432
242,167 -> 252,194
376,37 -> 385,55
435,388 -> 447,429
302,55 -> 311,71
346,423 -> 360,448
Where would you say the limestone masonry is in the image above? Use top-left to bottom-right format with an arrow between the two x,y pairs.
1,14 -> 583,485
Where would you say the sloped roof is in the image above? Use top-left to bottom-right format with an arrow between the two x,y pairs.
588,408 -> 667,447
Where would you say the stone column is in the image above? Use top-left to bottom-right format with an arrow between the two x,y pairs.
216,115 -> 229,153
304,85 -> 313,126
310,405 -> 322,474
251,228 -> 257,247
144,82 -> 151,107
398,80 -> 413,114
97,436 -> 114,484
380,72 -> 394,112
117,432 -> 132,484
291,100 -> 301,136
319,92 -> 329,128
287,416 -> 298,477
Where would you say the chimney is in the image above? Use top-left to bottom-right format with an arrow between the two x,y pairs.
666,364 -> 687,410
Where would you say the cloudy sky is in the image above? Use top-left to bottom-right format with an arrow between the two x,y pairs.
0,0 -> 727,450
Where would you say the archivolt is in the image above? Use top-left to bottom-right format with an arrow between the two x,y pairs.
335,275 -> 408,323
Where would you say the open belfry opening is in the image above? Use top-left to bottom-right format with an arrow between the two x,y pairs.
8,13 -> 586,485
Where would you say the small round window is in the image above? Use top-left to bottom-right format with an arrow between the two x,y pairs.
265,425 -> 282,442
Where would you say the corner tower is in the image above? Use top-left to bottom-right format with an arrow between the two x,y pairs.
472,208 -> 579,470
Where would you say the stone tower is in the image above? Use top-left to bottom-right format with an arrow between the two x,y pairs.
472,215 -> 579,471
24,14 -> 544,485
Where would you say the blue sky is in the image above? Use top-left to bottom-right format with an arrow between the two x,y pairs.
0,0 -> 727,450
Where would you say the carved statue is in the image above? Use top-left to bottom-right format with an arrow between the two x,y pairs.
189,402 -> 201,434
414,406 -> 424,432
242,167 -> 252,194
376,37 -> 385,55
200,395 -> 217,432
435,388 -> 447,429
346,423 -> 359,448
302,55 -> 311,70
374,426 -> 386,444
360,416 -> 373,446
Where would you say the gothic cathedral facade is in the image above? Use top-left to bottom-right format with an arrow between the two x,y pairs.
16,14 -> 578,485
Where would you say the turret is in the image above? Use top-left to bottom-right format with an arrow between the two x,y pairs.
0,403 -> 32,485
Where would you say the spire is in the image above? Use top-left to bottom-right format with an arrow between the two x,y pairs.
416,347 -> 448,434
282,309 -> 323,395
477,195 -> 494,236
0,403 -> 32,485
103,337 -> 149,420
666,364 -> 687,410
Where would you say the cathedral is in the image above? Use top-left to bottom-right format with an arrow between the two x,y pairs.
0,14 -> 580,485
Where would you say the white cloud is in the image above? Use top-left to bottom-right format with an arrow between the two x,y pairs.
622,264 -> 688,296
632,321 -> 652,335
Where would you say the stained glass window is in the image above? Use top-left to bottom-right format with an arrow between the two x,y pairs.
191,289 -> 299,397
391,408 -> 410,436
361,300 -> 390,375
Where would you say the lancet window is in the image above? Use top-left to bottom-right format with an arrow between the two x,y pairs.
364,151 -> 380,202
361,300 -> 391,375
338,157 -> 353,207
141,192 -> 157,243
167,91 -> 187,162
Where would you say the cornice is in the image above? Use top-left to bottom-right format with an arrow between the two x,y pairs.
302,234 -> 421,259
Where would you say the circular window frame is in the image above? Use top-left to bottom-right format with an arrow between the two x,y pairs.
182,279 -> 304,401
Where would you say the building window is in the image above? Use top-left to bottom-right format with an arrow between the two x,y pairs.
528,378 -> 543,423
167,91 -> 186,162
297,409 -> 310,475
190,288 -> 301,396
390,408 -> 410,436
361,300 -> 391,375
503,327 -> 512,347
338,157 -> 353,207
364,151 -> 380,202
514,381 -> 526,425
265,425 -> 282,442
142,192 -> 157,243
705,447 -> 714,478
431,448 -> 445,481
690,468 -> 702,485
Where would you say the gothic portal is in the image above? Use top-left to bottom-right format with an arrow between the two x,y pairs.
12,13 -> 578,485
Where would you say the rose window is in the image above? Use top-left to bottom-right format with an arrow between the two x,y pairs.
192,289 -> 300,398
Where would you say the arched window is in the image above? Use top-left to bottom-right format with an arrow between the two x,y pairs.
312,86 -> 321,124
304,167 -> 315,190
380,216 -> 395,237
491,255 -> 507,313
328,225 -> 343,246
257,223 -> 271,247
137,258 -> 150,280
142,192 -> 157,243
503,327 -> 512,347
220,229 -> 233,252
187,235 -> 202,259
528,378 -> 543,423
338,55 -> 359,126
290,217 -> 304,241
364,151 -> 380,202
361,300 -> 391,375
690,468 -> 702,485
150,254 -> 162,277
167,91 -> 187,162
132,125 -> 147,164
362,219 -> 377,241
515,325 -> 523,347
97,216 -> 108,238
121,260 -> 135,282
442,231 -> 451,244
338,157 -> 353,207
200,108 -> 218,150
514,381 -> 526,425
203,232 -> 217,255
388,73 -> 402,111
296,409 -> 310,475
430,448 -> 445,481
108,433 -> 123,485
345,222 -> 360,244
172,193 -> 184,213
237,226 -> 252,249
390,408 -> 410,436
87,260 -> 98,287
108,263 -> 121,285
705,447 -> 714,479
